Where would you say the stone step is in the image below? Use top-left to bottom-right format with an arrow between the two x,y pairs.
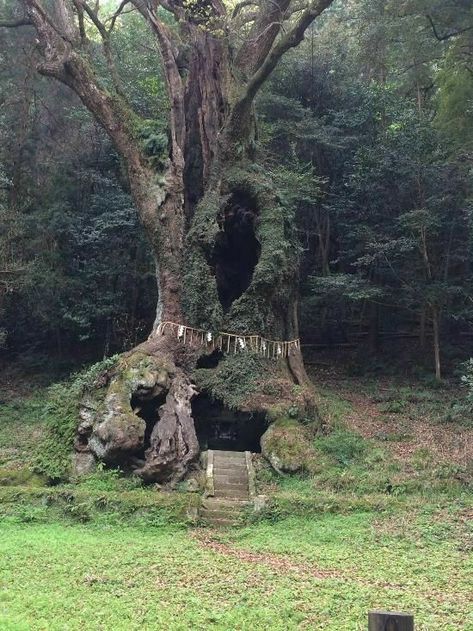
212,450 -> 246,457
201,507 -> 242,519
212,461 -> 247,469
201,498 -> 248,525
214,476 -> 248,485
202,502 -> 242,513
202,450 -> 252,525
213,471 -> 247,479
214,491 -> 248,499
213,483 -> 249,490
215,489 -> 249,499
213,456 -> 246,464
214,483 -> 248,493
213,453 -> 246,460
213,460 -> 246,468
202,506 -> 249,515
214,469 -> 248,480
203,498 -> 250,509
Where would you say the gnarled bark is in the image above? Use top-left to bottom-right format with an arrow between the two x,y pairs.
76,336 -> 201,483
135,371 -> 200,482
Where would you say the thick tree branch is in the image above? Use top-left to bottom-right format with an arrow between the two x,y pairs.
73,0 -> 106,37
75,3 -> 87,43
248,0 -> 334,96
72,0 -> 126,97
131,1 -> 186,159
235,0 -> 292,76
20,0 -> 147,171
228,0 -> 335,142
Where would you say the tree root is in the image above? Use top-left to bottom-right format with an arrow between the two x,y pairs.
75,336 -> 199,484
74,335 -> 320,484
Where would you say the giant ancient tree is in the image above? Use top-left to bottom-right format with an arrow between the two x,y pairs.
1,0 -> 336,483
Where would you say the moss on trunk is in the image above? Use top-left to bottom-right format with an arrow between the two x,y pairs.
184,165 -> 299,339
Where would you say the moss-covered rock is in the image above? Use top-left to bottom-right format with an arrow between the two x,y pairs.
261,417 -> 317,474
34,357 -> 119,481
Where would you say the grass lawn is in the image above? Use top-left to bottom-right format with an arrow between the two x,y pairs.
1,507 -> 472,631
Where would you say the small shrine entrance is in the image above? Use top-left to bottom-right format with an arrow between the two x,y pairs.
192,394 -> 266,453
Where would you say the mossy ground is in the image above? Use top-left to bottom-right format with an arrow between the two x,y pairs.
254,365 -> 473,519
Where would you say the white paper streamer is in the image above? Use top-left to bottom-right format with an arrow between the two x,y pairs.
156,321 -> 300,361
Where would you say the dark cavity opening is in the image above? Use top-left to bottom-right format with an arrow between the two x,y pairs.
211,191 -> 261,312
192,394 -> 267,453
195,349 -> 224,369
131,391 -> 167,457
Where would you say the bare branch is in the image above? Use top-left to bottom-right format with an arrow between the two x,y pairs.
106,0 -> 131,31
0,268 -> 28,275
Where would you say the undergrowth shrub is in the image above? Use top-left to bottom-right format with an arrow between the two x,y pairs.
438,359 -> 473,426
34,356 -> 118,481
77,465 -> 143,492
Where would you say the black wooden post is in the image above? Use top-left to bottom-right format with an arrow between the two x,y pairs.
368,610 -> 414,631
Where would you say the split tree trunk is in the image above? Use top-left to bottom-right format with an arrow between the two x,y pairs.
74,37 -> 311,481
12,0 -> 333,483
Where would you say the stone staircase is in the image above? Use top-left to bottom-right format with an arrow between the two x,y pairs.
200,450 -> 252,527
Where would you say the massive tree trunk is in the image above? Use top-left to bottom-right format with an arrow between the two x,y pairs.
3,0 -> 335,483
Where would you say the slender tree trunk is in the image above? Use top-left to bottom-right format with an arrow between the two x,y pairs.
367,302 -> 380,355
316,210 -> 330,276
420,306 -> 426,350
432,305 -> 441,381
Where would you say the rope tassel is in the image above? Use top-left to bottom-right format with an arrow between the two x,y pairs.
156,321 -> 300,361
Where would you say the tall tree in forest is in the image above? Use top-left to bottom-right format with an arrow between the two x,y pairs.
0,0 -> 336,481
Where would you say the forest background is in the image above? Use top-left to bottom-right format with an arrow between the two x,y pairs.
1,0 -> 473,386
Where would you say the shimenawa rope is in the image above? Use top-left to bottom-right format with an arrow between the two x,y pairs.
156,321 -> 300,360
